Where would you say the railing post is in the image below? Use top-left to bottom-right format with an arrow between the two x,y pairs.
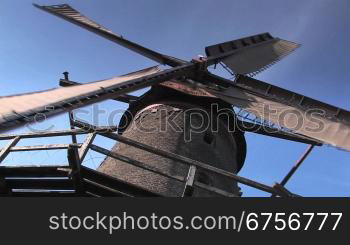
69,112 -> 78,144
0,177 -> 10,196
67,144 -> 84,195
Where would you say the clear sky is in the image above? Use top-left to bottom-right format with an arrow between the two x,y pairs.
0,0 -> 349,196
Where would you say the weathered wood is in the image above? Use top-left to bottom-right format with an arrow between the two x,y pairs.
0,136 -> 20,163
0,127 -> 116,140
1,143 -> 81,152
67,145 -> 84,194
78,133 -> 96,162
83,178 -> 131,197
69,111 -> 78,144
182,165 -> 196,197
60,79 -> 139,103
194,182 -> 238,197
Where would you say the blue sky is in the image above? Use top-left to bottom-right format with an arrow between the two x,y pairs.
0,0 -> 349,196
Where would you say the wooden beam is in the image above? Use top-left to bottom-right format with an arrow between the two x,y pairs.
0,136 -> 20,163
83,178 -> 130,197
78,133 -> 96,162
0,165 -> 70,177
6,178 -> 72,190
0,129 -> 86,140
194,182 -> 238,197
0,127 -> 117,140
181,165 -> 196,197
59,79 -> 139,103
67,145 -> 84,194
1,143 -> 82,152
69,111 -> 78,144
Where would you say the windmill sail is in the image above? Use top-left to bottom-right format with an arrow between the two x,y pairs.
0,66 -> 161,132
205,33 -> 300,76
33,4 -> 184,67
207,75 -> 350,151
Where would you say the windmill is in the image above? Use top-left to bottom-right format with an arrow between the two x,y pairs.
0,3 -> 349,197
